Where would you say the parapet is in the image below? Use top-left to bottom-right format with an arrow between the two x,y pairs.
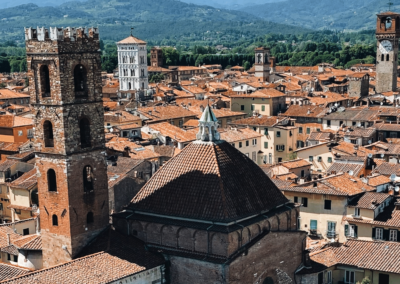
25,27 -> 99,42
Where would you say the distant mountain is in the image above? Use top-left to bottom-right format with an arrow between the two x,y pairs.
242,0 -> 398,31
181,0 -> 285,10
2,0 -> 75,8
0,0 -> 311,43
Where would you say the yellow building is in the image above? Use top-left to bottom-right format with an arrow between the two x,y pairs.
230,116 -> 298,164
282,173 -> 374,243
299,239 -> 400,284
230,89 -> 286,117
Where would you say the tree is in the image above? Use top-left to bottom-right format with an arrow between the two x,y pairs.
357,276 -> 371,284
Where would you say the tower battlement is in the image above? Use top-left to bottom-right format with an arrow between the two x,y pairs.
25,27 -> 99,42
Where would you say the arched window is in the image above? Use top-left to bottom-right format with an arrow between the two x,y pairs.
79,118 -> 91,148
43,120 -> 54,147
83,166 -> 94,193
74,64 -> 87,97
52,214 -> 58,226
87,212 -> 94,224
128,82 -> 132,90
40,65 -> 51,97
47,169 -> 57,192
387,54 -> 390,61
385,17 -> 392,30
381,54 -> 385,61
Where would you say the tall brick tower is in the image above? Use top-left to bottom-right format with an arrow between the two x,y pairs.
254,47 -> 270,82
25,27 -> 109,268
376,12 -> 400,93
151,47 -> 163,67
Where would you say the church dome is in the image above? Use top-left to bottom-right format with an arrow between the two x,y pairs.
129,107 -> 288,223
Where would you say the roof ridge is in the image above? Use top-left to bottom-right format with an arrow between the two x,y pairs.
212,143 -> 230,219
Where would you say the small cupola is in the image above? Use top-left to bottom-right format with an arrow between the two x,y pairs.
196,104 -> 220,142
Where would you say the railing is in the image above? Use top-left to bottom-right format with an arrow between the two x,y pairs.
326,230 -> 337,239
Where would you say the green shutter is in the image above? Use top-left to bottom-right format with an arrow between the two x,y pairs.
264,142 -> 268,149
262,105 -> 265,111
354,226 -> 358,238
345,224 -> 349,237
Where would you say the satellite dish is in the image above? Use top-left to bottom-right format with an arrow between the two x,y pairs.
348,170 -> 354,176
390,174 -> 396,181
368,153 -> 373,158
381,102 -> 384,105
395,186 -> 399,192
368,140 -> 372,144
381,154 -> 385,158
334,103 -> 339,107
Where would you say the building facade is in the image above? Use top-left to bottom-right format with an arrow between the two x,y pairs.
117,33 -> 148,91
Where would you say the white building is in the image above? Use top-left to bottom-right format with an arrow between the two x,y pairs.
117,34 -> 148,91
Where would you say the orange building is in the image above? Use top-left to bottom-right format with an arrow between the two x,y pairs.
0,115 -> 33,143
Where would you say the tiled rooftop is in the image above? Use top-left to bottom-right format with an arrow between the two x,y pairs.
130,140 -> 288,222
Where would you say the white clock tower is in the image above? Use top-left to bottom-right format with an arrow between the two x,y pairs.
117,32 -> 148,91
376,11 -> 400,93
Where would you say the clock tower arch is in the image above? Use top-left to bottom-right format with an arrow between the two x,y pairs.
376,11 -> 400,93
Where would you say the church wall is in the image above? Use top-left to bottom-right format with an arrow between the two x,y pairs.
168,256 -> 226,284
228,231 -> 307,284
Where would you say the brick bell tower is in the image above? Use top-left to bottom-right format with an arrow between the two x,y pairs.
376,12 -> 400,93
254,47 -> 271,82
25,27 -> 109,268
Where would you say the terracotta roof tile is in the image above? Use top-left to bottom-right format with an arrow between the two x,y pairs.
0,263 -> 29,281
130,141 -> 288,222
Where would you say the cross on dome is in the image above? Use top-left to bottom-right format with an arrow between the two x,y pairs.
196,104 -> 220,142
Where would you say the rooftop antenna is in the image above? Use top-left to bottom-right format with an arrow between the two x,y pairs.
388,1 -> 394,11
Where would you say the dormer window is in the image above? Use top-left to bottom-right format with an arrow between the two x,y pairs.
354,207 -> 360,217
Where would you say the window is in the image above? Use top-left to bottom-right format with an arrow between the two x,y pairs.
239,142 -> 242,148
327,157 -> 332,163
18,130 -> 23,136
390,229 -> 397,241
381,54 -> 385,61
52,214 -> 58,226
326,271 -> 332,284
327,120 -> 331,127
74,64 -> 87,96
87,212 -> 94,224
306,128 -> 310,134
241,105 -> 245,111
346,224 -> 357,238
387,54 -> 390,61
299,127 -> 303,134
318,272 -> 323,284
13,255 -> 17,262
310,220 -> 317,231
269,153 -> 272,164
264,128 -> 269,135
40,65 -> 51,97
79,118 -> 91,148
231,143 -> 235,147
261,105 -> 265,111
253,127 -> 257,131
302,197 -> 308,207
309,156 -> 313,162
318,156 -> 322,162
316,128 -> 320,132
264,142 -> 268,149
324,200 -> 331,210
7,254 -> 10,261
301,170 -> 305,177
23,228 -> 29,236
246,140 -> 249,147
179,120 -> 183,128
15,209 -> 21,215
354,207 -> 360,217
278,157 -> 282,162
276,145 -> 285,151
327,221 -> 336,238
47,169 -> 57,192
339,121 -> 344,126
252,139 -> 257,146
251,105 -> 254,111
345,270 -> 355,284
43,120 -> 54,147
276,131 -> 281,137
376,228 -> 383,240
83,166 -> 94,193
294,196 -> 298,203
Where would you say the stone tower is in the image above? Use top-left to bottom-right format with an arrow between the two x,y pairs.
25,27 -> 109,268
151,47 -> 163,67
254,47 -> 271,82
117,33 -> 148,91
376,12 -> 400,93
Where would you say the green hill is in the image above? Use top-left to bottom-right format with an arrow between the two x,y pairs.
0,0 -> 311,44
242,0 -> 397,31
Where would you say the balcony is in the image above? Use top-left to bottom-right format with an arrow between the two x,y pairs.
326,230 -> 337,239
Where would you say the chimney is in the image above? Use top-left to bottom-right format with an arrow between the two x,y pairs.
7,233 -> 10,245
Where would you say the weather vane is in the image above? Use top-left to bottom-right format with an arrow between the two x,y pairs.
130,27 -> 134,36
388,1 -> 394,11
